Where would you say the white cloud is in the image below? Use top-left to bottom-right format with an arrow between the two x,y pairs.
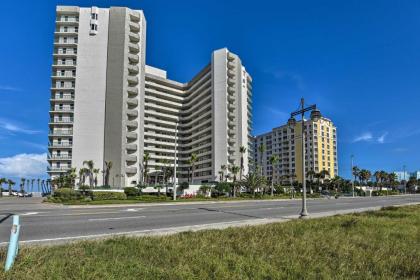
0,85 -> 21,92
353,132 -> 373,143
0,118 -> 41,135
377,132 -> 388,144
0,153 -> 48,178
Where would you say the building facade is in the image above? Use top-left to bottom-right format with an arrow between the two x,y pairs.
48,6 -> 253,187
254,111 -> 337,184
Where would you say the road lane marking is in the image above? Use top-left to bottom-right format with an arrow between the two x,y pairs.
21,212 -> 39,216
124,208 -> 143,212
88,216 -> 146,221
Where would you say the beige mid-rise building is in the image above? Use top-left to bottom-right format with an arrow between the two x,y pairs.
254,111 -> 337,184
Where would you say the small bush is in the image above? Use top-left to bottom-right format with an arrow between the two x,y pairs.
53,188 -> 81,201
92,191 -> 127,201
133,195 -> 168,201
124,187 -> 139,197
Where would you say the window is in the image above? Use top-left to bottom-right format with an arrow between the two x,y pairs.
64,26 -> 68,32
63,37 -> 67,43
90,24 -> 98,31
64,16 -> 68,22
75,27 -> 78,32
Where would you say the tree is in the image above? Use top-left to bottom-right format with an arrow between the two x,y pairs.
7,179 -> 15,196
360,169 -> 372,185
240,173 -> 267,197
220,164 -> 227,182
20,178 -> 25,194
104,161 -> 113,187
0,178 -> 6,197
258,143 -> 265,176
79,168 -> 88,186
269,155 -> 279,196
189,153 -> 198,184
239,145 -> 247,180
143,152 -> 150,184
352,166 -> 360,186
93,168 -> 100,188
229,165 -> 240,197
83,160 -> 95,187
319,169 -> 330,184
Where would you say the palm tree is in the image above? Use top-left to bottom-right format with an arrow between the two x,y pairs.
0,178 -> 6,197
360,169 -> 371,185
79,168 -> 87,186
7,179 -> 15,196
374,171 -> 383,191
20,178 -> 25,194
218,171 -> 224,182
220,164 -> 227,182
93,168 -> 100,188
230,165 -> 240,197
143,152 -> 150,184
189,153 -> 198,184
258,143 -> 265,176
319,169 -> 330,184
83,160 -> 94,187
239,146 -> 247,180
352,166 -> 360,185
31,179 -> 35,193
269,155 -> 279,196
240,173 -> 266,197
104,161 -> 113,187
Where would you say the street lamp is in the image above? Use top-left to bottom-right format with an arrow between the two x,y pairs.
289,98 -> 319,218
173,122 -> 178,201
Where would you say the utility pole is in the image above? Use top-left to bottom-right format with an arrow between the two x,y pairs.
173,122 -> 178,201
351,155 -> 354,197
288,98 -> 319,218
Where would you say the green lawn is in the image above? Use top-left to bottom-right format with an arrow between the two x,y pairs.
1,205 -> 419,279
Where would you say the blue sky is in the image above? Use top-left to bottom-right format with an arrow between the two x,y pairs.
0,0 -> 419,181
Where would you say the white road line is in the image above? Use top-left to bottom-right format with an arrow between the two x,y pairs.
124,208 -> 143,212
21,212 -> 39,216
88,216 -> 146,221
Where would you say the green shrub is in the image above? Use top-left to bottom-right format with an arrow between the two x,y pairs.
179,182 -> 189,190
133,195 -> 168,201
92,191 -> 127,201
53,188 -> 81,201
124,187 -> 139,197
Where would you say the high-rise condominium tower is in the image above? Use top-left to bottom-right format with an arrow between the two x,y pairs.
254,111 -> 337,184
48,6 -> 253,187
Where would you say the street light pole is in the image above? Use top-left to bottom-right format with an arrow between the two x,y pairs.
173,122 -> 178,201
351,155 -> 354,197
288,98 -> 319,218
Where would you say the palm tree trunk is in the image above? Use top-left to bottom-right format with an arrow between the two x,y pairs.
271,180 -> 274,196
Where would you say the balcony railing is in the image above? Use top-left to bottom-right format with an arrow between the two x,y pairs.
48,155 -> 72,160
49,130 -> 73,136
48,143 -> 73,148
50,119 -> 73,123
47,166 -> 71,172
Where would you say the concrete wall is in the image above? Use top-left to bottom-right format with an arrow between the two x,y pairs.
72,7 -> 110,183
212,49 -> 228,181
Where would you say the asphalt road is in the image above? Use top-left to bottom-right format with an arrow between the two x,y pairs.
0,195 -> 419,245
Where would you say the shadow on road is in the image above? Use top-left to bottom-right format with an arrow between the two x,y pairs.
0,213 -> 13,224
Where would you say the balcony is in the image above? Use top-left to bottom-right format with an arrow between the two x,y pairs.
228,129 -> 235,136
54,30 -> 78,36
130,12 -> 141,22
127,86 -> 138,96
49,130 -> 73,136
125,166 -> 138,174
47,166 -> 70,173
227,53 -> 235,61
51,74 -> 76,80
51,95 -> 74,101
129,33 -> 140,43
49,118 -> 73,124
127,110 -> 138,118
129,22 -> 140,33
126,144 -> 138,151
127,99 -> 138,107
128,53 -> 139,63
52,62 -> 77,68
228,121 -> 236,128
126,120 -> 138,128
126,155 -> 137,162
127,75 -> 139,85
48,143 -> 73,148
128,43 -> 139,54
227,86 -> 235,94
48,155 -> 72,160
228,146 -> 235,153
126,131 -> 138,140
228,112 -> 235,119
228,70 -> 235,78
228,104 -> 235,111
227,95 -> 235,102
50,107 -> 74,113
227,79 -> 235,86
228,61 -> 235,69
128,64 -> 139,74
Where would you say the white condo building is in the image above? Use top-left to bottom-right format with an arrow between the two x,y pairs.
48,6 -> 253,187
